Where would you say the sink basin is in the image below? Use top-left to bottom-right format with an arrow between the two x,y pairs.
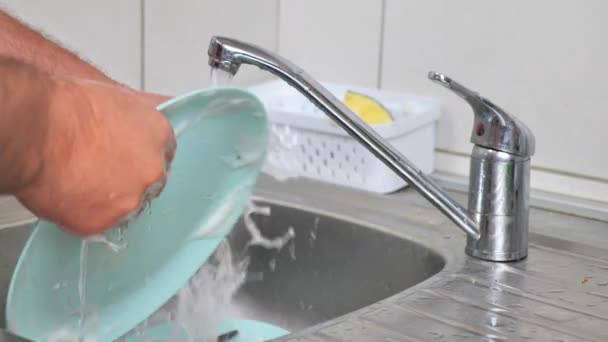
0,198 -> 444,336
225,199 -> 445,332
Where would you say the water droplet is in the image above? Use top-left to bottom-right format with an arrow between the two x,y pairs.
288,239 -> 297,260
452,333 -> 474,338
52,281 -> 68,291
428,331 -> 444,339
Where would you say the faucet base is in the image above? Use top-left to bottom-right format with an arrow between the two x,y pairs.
465,244 -> 528,262
465,147 -> 530,262
464,211 -> 529,262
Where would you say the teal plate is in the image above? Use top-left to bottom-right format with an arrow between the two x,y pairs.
6,88 -> 269,341
125,319 -> 289,342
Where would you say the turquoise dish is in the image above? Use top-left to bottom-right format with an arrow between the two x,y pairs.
6,88 -> 269,341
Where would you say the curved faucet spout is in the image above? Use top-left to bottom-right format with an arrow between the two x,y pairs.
208,36 -> 481,240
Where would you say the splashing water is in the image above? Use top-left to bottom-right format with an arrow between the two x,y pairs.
243,202 -> 295,250
130,240 -> 248,342
125,199 -> 295,341
175,240 -> 248,341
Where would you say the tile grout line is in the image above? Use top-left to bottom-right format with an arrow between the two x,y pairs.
376,0 -> 387,88
275,0 -> 281,53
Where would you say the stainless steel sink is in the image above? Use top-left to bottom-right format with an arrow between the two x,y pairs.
226,199 -> 444,331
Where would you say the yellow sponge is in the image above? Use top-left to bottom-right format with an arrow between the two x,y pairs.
344,90 -> 393,125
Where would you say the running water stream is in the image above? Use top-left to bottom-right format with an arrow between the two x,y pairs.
48,233 -> 127,342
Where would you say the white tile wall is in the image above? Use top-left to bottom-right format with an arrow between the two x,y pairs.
381,0 -> 608,201
143,0 -> 279,96
278,0 -> 383,88
3,1 -> 608,202
1,0 -> 142,88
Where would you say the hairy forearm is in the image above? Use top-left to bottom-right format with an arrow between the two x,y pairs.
0,56 -> 51,193
0,9 -> 117,84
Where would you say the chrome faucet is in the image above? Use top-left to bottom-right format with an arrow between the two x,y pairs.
208,36 -> 535,262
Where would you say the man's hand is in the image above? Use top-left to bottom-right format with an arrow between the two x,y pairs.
16,77 -> 175,236
0,11 -> 176,235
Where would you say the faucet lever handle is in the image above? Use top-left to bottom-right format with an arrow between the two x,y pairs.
428,71 -> 535,157
428,72 -> 478,100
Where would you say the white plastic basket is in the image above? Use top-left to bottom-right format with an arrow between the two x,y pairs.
249,80 -> 440,193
